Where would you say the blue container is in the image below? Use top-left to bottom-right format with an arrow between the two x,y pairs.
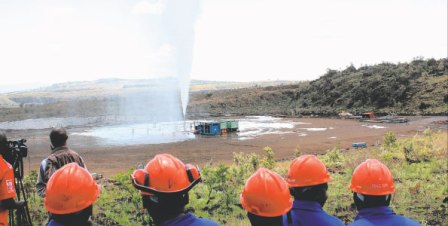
209,123 -> 221,135
195,121 -> 221,136
352,142 -> 367,148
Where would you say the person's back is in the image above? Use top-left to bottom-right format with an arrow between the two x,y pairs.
159,212 -> 219,226
348,159 -> 420,226
36,127 -> 86,198
283,200 -> 343,226
284,155 -> 343,226
348,206 -> 419,226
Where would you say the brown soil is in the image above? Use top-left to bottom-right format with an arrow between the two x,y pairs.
11,117 -> 446,177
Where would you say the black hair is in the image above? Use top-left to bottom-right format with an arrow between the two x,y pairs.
247,212 -> 284,226
0,132 -> 10,159
50,128 -> 68,148
290,183 -> 328,207
142,193 -> 188,225
353,192 -> 391,210
0,132 -> 6,146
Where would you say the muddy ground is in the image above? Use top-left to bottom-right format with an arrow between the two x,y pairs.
7,116 -> 447,177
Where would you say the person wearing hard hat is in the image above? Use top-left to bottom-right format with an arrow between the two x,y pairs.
240,168 -> 293,226
348,159 -> 420,226
130,154 -> 219,226
44,163 -> 100,226
284,155 -> 344,226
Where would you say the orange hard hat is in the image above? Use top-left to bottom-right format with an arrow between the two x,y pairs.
45,163 -> 100,214
240,168 -> 292,217
130,154 -> 201,195
286,155 -> 332,187
350,159 -> 395,195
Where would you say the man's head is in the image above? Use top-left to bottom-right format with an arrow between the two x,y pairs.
130,154 -> 201,223
0,131 -> 7,152
240,168 -> 292,226
290,183 -> 329,207
0,132 -> 12,162
49,127 -> 68,148
45,163 -> 100,221
286,155 -> 333,207
350,159 -> 395,210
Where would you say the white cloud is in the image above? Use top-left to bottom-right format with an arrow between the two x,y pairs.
132,0 -> 164,15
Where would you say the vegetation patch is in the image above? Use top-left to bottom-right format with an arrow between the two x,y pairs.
23,130 -> 447,225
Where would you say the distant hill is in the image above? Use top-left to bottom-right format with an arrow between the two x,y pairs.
0,95 -> 18,108
188,58 -> 448,116
190,80 -> 298,92
1,59 -> 446,122
0,77 -> 299,122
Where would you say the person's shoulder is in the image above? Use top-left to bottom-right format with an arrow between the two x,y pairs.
0,157 -> 12,173
47,219 -> 64,226
189,214 -> 220,226
325,214 -> 344,226
196,218 -> 220,226
347,218 -> 375,226
311,211 -> 345,226
395,215 -> 420,225
67,147 -> 82,155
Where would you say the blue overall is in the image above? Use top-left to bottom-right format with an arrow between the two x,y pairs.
282,200 -> 344,226
160,213 -> 220,226
348,206 -> 420,226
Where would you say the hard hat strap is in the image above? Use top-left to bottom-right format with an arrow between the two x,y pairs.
131,175 -> 202,196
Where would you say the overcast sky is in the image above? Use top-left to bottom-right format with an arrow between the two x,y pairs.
0,0 -> 446,90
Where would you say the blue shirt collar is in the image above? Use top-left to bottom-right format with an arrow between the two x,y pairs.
160,213 -> 194,226
292,200 -> 324,212
356,206 -> 395,219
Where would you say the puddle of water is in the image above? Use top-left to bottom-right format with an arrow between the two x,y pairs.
298,133 -> 308,137
0,117 -> 107,130
237,116 -> 297,140
329,136 -> 337,139
1,115 -> 305,145
362,125 -> 386,129
74,121 -> 195,145
300,128 -> 328,132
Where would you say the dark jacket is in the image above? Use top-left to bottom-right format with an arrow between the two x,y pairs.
36,146 -> 86,198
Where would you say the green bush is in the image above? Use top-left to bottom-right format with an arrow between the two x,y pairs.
384,131 -> 397,149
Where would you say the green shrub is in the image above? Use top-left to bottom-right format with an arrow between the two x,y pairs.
384,131 -> 397,148
261,146 -> 275,170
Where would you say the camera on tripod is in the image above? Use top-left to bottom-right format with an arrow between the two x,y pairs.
7,139 -> 28,159
3,138 -> 32,226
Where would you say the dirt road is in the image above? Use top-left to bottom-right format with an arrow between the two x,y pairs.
9,116 -> 446,177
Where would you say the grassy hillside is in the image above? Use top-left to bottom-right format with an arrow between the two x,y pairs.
188,58 -> 448,116
23,130 -> 447,225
